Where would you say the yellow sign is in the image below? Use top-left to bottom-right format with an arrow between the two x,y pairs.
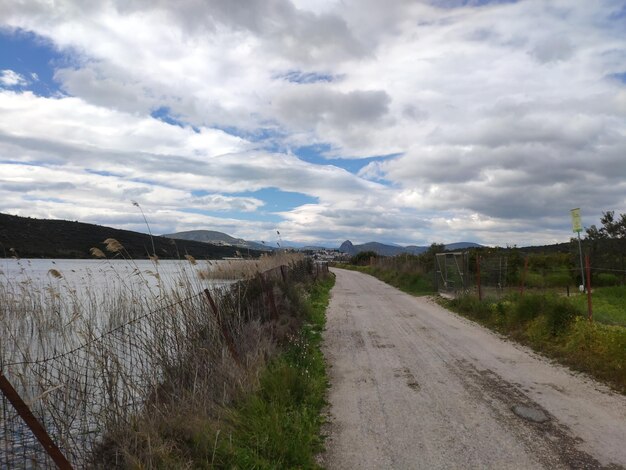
571,208 -> 582,233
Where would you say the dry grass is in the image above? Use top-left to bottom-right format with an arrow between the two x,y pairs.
200,252 -> 305,280
0,253 -> 315,468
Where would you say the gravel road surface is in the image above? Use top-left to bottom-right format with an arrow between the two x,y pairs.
321,268 -> 626,469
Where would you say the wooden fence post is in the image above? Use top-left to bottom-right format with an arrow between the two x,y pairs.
0,372 -> 73,469
203,289 -> 242,366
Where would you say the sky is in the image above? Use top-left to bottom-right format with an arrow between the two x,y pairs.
0,0 -> 625,248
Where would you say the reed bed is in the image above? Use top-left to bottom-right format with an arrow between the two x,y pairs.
0,246 -> 317,468
200,252 -> 305,280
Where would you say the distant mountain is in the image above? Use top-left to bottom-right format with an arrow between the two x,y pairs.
0,213 -> 257,259
163,230 -> 272,252
356,242 -> 408,257
338,240 -> 483,256
339,240 -> 357,255
443,242 -> 483,251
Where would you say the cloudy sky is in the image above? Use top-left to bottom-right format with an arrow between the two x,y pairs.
1,0 -> 625,247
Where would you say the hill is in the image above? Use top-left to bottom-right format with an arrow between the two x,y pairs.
0,213 -> 257,259
163,229 -> 272,251
338,240 -> 483,256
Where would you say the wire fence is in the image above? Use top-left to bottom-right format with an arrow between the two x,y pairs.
0,259 -> 326,468
469,256 -> 626,299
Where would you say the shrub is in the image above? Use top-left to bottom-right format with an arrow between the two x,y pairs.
350,251 -> 378,266
542,296 -> 579,334
451,295 -> 492,320
511,293 -> 578,334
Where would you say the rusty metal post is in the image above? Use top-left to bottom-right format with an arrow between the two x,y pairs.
203,289 -> 242,366
0,372 -> 73,469
476,255 -> 482,301
585,255 -> 593,322
519,257 -> 528,296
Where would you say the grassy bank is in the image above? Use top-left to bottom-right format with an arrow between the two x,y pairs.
105,274 -> 335,468
339,264 -> 433,296
443,293 -> 626,393
207,274 -> 334,468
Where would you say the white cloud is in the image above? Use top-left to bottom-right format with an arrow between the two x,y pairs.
0,70 -> 28,87
0,0 -> 625,246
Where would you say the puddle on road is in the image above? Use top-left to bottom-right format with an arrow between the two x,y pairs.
512,405 -> 549,423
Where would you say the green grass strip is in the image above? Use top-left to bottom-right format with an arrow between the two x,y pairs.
208,275 -> 335,469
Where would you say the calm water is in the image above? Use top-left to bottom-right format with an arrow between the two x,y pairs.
0,258 -> 226,295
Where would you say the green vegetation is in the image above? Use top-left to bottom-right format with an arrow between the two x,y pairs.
569,286 -> 626,326
444,292 -> 626,393
349,250 -> 378,266
204,275 -> 335,468
342,264 -> 434,296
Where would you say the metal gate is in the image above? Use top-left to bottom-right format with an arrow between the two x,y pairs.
435,252 -> 469,297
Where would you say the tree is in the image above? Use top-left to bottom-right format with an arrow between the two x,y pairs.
585,211 -> 626,240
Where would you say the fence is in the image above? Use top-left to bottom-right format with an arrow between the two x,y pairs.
369,255 -> 427,274
434,252 -> 470,297
441,252 -> 626,325
469,256 -> 622,295
0,259 -> 325,468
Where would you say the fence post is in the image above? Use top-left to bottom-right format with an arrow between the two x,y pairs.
585,255 -> 593,322
258,273 -> 279,321
0,372 -> 73,469
280,265 -> 288,283
519,257 -> 528,296
477,255 -> 482,301
203,289 -> 242,366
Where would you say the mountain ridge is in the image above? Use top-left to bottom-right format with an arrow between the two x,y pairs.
163,230 -> 272,252
338,240 -> 483,256
0,213 -> 256,259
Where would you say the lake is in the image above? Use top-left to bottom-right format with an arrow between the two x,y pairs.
0,257 -> 231,296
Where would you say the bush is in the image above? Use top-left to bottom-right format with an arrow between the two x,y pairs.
511,294 -> 578,334
559,318 -> 626,390
543,296 -> 579,334
451,295 -> 493,320
350,251 -> 378,266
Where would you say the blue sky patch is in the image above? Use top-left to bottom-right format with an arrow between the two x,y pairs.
85,169 -> 125,178
0,28 -> 68,96
190,187 -> 316,215
277,70 -> 336,84
608,71 -> 626,83
608,3 -> 626,21
150,106 -> 189,129
294,144 -> 399,176
234,187 -> 317,212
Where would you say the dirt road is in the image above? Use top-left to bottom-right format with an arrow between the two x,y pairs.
321,268 -> 626,469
